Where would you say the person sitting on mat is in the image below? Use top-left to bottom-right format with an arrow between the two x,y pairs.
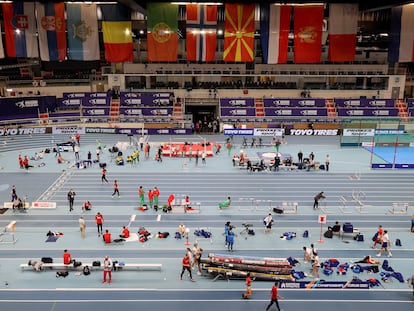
353,255 -> 380,265
218,196 -> 231,209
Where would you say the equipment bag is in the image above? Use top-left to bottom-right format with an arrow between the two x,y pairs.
324,229 -> 333,239
41,257 -> 53,263
73,260 -> 82,267
83,266 -> 91,276
56,270 -> 69,278
273,207 -> 284,214
92,261 -> 101,267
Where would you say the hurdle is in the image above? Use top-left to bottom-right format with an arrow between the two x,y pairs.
388,202 -> 409,215
339,196 -> 353,214
238,197 -> 255,211
255,199 -> 272,212
348,172 -> 361,180
0,221 -> 18,244
352,190 -> 367,213
281,201 -> 298,214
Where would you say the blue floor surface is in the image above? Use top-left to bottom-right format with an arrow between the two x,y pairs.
0,134 -> 413,310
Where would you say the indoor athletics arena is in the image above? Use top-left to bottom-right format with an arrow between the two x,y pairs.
0,1 -> 413,310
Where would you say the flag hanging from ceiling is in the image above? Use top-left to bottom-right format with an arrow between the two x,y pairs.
0,25 -> 4,59
328,3 -> 358,62
186,4 -> 217,62
388,5 -> 414,63
260,4 -> 291,64
147,3 -> 179,62
101,3 -> 133,62
2,2 -> 39,58
293,5 -> 324,63
36,2 -> 67,61
224,4 -> 255,62
66,3 -> 99,61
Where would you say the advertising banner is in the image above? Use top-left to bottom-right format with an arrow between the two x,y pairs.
220,107 -> 256,116
263,98 -> 326,107
220,98 -> 255,107
264,108 -> 327,117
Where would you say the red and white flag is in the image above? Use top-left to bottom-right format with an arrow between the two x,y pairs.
328,4 -> 358,62
186,4 -> 217,62
260,4 -> 291,64
293,5 -> 324,63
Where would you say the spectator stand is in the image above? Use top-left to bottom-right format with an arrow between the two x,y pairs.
238,197 -> 255,211
388,202 -> 409,215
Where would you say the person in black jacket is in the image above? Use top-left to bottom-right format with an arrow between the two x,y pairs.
313,191 -> 325,209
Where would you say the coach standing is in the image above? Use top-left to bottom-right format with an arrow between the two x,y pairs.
67,189 -> 76,212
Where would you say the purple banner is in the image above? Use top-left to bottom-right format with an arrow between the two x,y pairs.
63,92 -> 109,98
86,127 -> 191,135
220,107 -> 257,116
58,98 -> 82,108
407,99 -> 414,107
81,108 -> 110,116
0,96 -> 56,118
264,108 -> 327,117
141,108 -> 173,116
119,108 -> 143,116
335,98 -> 395,108
337,108 -> 399,117
49,111 -> 81,117
220,98 -> 255,107
82,97 -> 111,106
263,98 -> 326,108
120,91 -> 173,106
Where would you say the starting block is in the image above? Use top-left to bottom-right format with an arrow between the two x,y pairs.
389,202 -> 409,215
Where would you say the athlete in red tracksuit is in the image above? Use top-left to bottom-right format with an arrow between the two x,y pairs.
180,253 -> 195,282
95,212 -> 104,236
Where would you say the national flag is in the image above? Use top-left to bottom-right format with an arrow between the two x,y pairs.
101,3 -> 133,62
388,5 -> 414,63
293,5 -> 324,63
328,4 -> 358,62
0,25 -> 4,59
66,3 -> 99,61
186,4 -> 217,62
147,3 -> 179,62
260,4 -> 291,64
2,2 -> 39,58
224,4 -> 255,62
36,2 -> 66,61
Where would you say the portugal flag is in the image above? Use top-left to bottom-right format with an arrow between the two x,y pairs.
224,4 -> 255,62
147,3 -> 178,62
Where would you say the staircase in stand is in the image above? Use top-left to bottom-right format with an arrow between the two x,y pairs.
38,111 -> 49,124
255,98 -> 264,117
396,99 -> 409,122
325,99 -> 337,118
172,101 -> 184,122
109,98 -> 120,122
